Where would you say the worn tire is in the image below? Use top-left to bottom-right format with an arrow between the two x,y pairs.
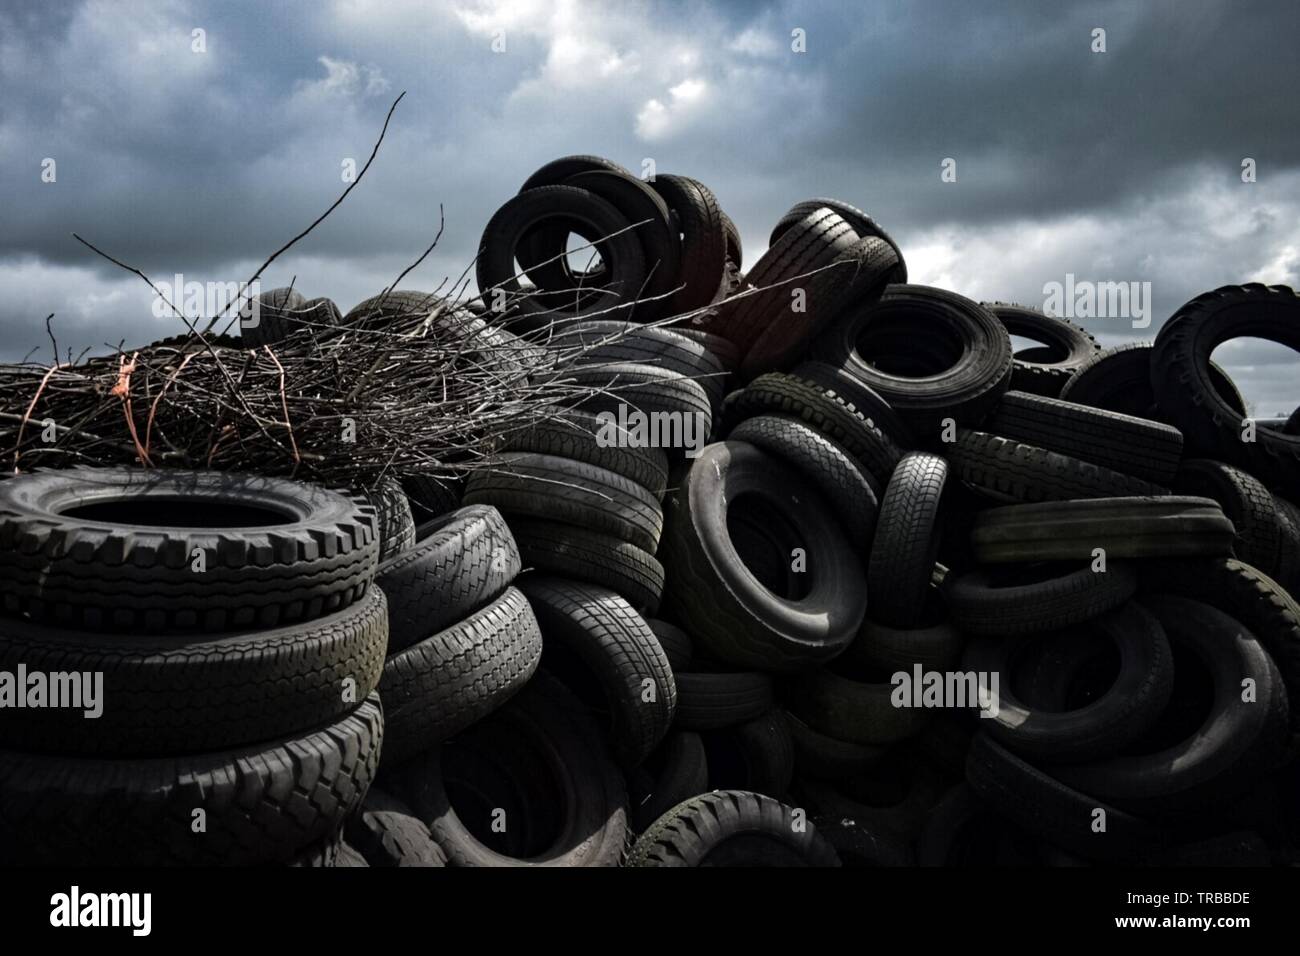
673,670 -> 774,730
771,198 -> 907,283
0,467 -> 378,633
944,563 -> 1138,637
868,453 -> 948,626
952,431 -> 1167,503
1173,459 -> 1284,577
344,788 -> 448,867
986,303 -> 1099,397
512,519 -> 663,614
498,408 -> 669,497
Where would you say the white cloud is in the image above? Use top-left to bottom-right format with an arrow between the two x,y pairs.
299,56 -> 391,98
635,77 -> 710,141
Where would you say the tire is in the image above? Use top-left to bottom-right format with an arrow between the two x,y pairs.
971,496 -> 1236,563
551,323 -> 728,411
463,451 -> 664,554
963,601 -> 1175,761
378,587 -> 543,766
770,198 -> 907,283
0,467 -> 378,633
848,615 -> 964,672
512,519 -> 664,614
789,669 -> 931,746
399,474 -> 461,523
627,790 -> 840,867
497,408 -> 669,497
0,695 -> 382,865
518,576 -> 675,769
647,619 -> 693,671
240,286 -> 302,347
703,710 -> 795,797
394,675 -> 628,867
476,186 -> 646,328
630,732 -> 710,832
344,788 -> 448,867
1139,557 -> 1300,744
1173,459 -> 1284,577
721,210 -> 742,266
728,414 -> 879,546
943,562 -> 1138,637
710,207 -> 857,354
1052,596 -> 1289,813
343,289 -> 447,328
363,477 -> 416,562
1274,494 -> 1300,596
794,753 -> 944,840
951,431 -> 1168,503
988,391 -> 1183,484
867,453 -> 948,626
787,712 -> 886,780
1152,284 -> 1300,487
375,505 -> 521,653
662,441 -> 868,670
813,285 -> 1013,435
670,326 -> 741,370
564,362 -> 714,433
673,670 -> 774,730
650,175 -> 728,317
985,303 -> 1099,397
0,588 -> 387,757
1060,342 -> 1247,426
966,734 -> 1159,863
725,372 -> 902,485
791,359 -> 913,448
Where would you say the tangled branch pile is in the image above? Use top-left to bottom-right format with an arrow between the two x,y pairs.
0,297 -> 587,488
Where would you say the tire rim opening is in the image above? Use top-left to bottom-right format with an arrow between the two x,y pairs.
61,497 -> 295,529
726,493 -> 812,600
855,304 -> 966,377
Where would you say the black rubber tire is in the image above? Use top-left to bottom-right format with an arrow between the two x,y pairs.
647,619 -> 693,671
1060,341 -> 1247,427
813,285 -> 1013,435
669,326 -> 741,370
518,576 -> 675,769
662,441 -> 868,670
743,236 -> 899,379
710,207 -> 857,353
551,322 -> 728,411
867,453 -> 948,626
0,694 -> 382,866
794,753 -> 945,840
463,451 -> 664,554
728,414 -> 879,546
702,710 -> 795,797
342,289 -> 447,328
497,408 -> 669,498
1274,494 -> 1300,596
673,670 -> 775,730
965,734 -> 1160,863
1052,596 -> 1289,813
512,518 -> 664,615
630,732 -> 710,833
363,476 -> 416,562
721,210 -> 742,266
988,391 -> 1183,484
476,185 -> 646,328
375,505 -> 521,653
1139,557 -> 1300,743
399,474 -> 461,523
791,359 -> 913,448
951,431 -> 1168,503
943,563 -> 1138,637
848,615 -> 964,672
241,287 -> 341,346
1174,459 -> 1284,577
0,587 -> 387,757
789,669 -> 931,746
0,467 -> 378,633
964,601 -> 1175,761
1152,284 -> 1300,487
787,712 -> 885,780
627,790 -> 840,867
971,496 -> 1236,563
394,675 -> 628,867
344,788 -> 448,867
985,303 -> 1099,397
563,362 -> 714,433
649,175 -> 728,317
770,198 -> 907,283
378,587 -> 543,766
725,372 -> 902,485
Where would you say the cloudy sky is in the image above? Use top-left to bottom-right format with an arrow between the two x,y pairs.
1,0 -> 1297,413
